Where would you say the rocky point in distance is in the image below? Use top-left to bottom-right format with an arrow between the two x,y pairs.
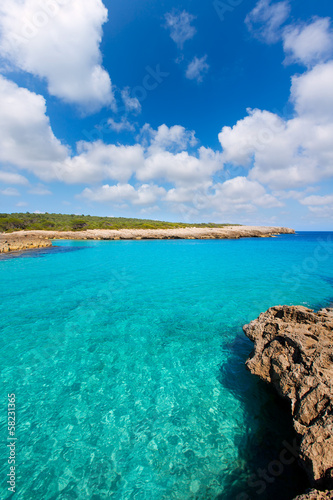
0,225 -> 295,253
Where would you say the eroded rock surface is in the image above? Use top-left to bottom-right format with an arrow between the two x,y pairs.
294,489 -> 333,499
244,306 -> 333,491
0,234 -> 52,253
1,226 -> 294,243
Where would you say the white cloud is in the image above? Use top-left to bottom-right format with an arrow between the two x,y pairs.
1,187 -> 20,196
186,56 -> 209,83
307,206 -> 333,219
300,195 -> 333,219
219,61 -> 333,190
165,10 -> 196,49
245,0 -> 290,44
162,177 -> 282,218
107,118 -> 135,133
290,61 -> 333,121
138,147 -> 223,187
145,124 -> 197,153
0,82 -> 222,190
0,171 -> 29,185
246,1 -> 333,69
300,195 -> 333,206
80,176 -> 281,216
219,108 -> 286,166
283,17 -> 333,67
0,0 -> 113,112
212,177 -> 283,211
0,75 -> 69,177
121,88 -> 142,115
57,142 -> 145,184
81,183 -> 166,205
164,187 -> 196,203
66,125 -> 221,191
273,187 -> 318,200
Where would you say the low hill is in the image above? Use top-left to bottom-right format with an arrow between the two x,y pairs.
0,213 -> 236,233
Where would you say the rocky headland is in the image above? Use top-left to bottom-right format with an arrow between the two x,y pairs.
244,305 -> 333,498
0,226 -> 294,253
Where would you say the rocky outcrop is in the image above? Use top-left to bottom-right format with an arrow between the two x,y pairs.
244,306 -> 333,493
294,489 -> 333,499
1,226 -> 295,243
0,234 -> 52,253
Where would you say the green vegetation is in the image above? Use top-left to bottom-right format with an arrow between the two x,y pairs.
0,213 -> 237,233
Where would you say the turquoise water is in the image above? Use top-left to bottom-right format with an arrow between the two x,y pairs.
1,232 -> 333,499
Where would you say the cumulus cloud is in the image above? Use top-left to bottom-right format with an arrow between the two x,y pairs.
1,187 -> 20,196
219,61 -> 333,190
0,81 -> 221,190
186,56 -> 209,83
0,75 -> 69,177
299,195 -> 333,219
107,118 -> 135,133
290,61 -> 333,121
138,147 -> 223,187
219,108 -> 286,167
300,195 -> 333,206
211,177 -> 283,214
164,10 -> 196,49
0,77 -> 282,217
283,17 -> 333,67
246,1 -> 333,69
0,171 -> 29,185
245,0 -> 290,44
57,142 -> 145,184
144,124 -> 198,153
81,183 -> 166,206
121,88 -> 142,115
0,0 -> 113,112
163,177 -> 282,217
80,176 -> 280,217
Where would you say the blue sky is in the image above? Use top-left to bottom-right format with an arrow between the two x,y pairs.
0,0 -> 332,229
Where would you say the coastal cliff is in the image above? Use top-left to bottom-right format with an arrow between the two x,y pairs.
244,306 -> 333,497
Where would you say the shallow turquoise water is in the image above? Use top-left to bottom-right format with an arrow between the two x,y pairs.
1,232 -> 333,499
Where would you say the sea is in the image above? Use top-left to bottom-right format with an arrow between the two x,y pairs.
1,232 -> 333,500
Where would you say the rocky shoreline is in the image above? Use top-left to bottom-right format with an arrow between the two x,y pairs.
0,226 -> 294,253
244,306 -> 333,499
0,234 -> 52,253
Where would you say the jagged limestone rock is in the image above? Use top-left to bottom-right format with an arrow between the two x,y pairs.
244,306 -> 333,492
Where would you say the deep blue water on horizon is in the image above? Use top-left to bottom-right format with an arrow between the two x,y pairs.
1,232 -> 333,499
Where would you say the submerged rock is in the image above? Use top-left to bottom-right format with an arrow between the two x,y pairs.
244,305 -> 333,493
